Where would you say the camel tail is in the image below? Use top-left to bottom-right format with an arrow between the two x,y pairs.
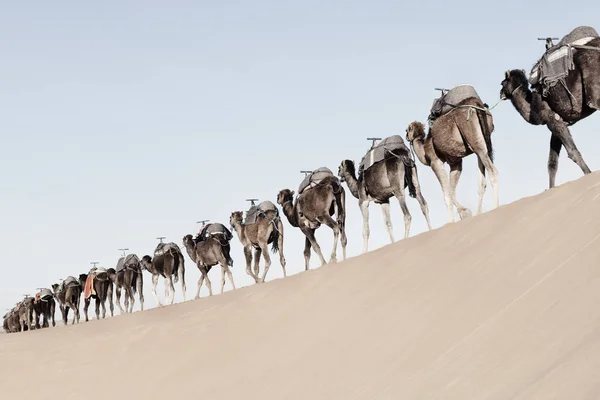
477,108 -> 494,162
269,219 -> 280,254
223,243 -> 234,268
131,270 -> 138,294
404,166 -> 417,198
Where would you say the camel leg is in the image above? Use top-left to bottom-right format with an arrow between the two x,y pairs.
151,274 -> 163,307
95,298 -> 102,320
548,120 -> 591,181
115,286 -> 125,314
303,236 -> 312,270
449,160 -> 471,219
476,158 -> 487,215
380,202 -> 394,243
51,302 -> 56,327
548,133 -> 562,189
276,219 -> 287,277
137,274 -> 144,311
126,286 -> 135,313
410,165 -> 433,230
430,160 -> 455,222
220,265 -> 226,293
107,283 -> 114,317
337,189 -> 347,260
178,262 -> 186,302
359,199 -> 370,253
259,242 -> 272,283
59,304 -> 66,326
83,298 -> 90,322
204,271 -> 213,296
243,247 -> 259,283
225,265 -> 236,290
253,247 -> 262,280
393,190 -> 412,239
320,215 -> 340,263
196,273 -> 205,299
165,276 -> 175,305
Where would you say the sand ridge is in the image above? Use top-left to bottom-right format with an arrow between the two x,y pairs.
2,173 -> 600,399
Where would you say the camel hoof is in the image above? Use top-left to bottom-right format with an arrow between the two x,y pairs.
458,208 -> 472,219
329,258 -> 338,264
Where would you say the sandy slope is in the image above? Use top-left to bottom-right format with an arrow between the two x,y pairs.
2,173 -> 600,399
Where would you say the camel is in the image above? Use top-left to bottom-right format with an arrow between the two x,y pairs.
110,254 -> 144,313
140,241 -> 186,306
16,296 -> 36,331
52,276 -> 82,325
33,288 -> 56,328
79,267 -> 114,322
338,136 -> 433,253
500,30 -> 600,188
229,201 -> 286,283
276,168 -> 347,269
3,308 -> 21,333
405,94 -> 499,223
182,222 -> 235,298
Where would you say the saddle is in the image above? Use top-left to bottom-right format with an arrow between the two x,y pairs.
243,200 -> 278,225
297,167 -> 334,195
57,276 -> 79,295
428,84 -> 483,124
358,135 -> 413,177
530,26 -> 599,95
154,242 -> 181,257
194,223 -> 233,243
116,254 -> 140,273
35,288 -> 54,303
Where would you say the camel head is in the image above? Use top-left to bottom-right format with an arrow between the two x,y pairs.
500,69 -> 528,100
139,255 -> 153,271
182,234 -> 195,249
229,211 -> 243,230
405,121 -> 426,143
338,160 -> 355,182
277,189 -> 294,207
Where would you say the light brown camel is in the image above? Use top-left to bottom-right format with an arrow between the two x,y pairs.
338,136 -> 433,253
277,169 -> 347,269
229,200 -> 286,283
406,97 -> 499,222
182,222 -> 235,298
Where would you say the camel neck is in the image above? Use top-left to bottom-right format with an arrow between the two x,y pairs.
281,200 -> 299,227
231,221 -> 248,244
411,139 -> 428,166
341,168 -> 360,199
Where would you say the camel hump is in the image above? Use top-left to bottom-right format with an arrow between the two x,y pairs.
243,201 -> 278,225
116,257 -> 126,272
38,288 -> 53,300
530,26 -> 599,91
359,135 -> 412,174
197,223 -> 233,242
429,84 -> 482,122
297,167 -> 334,195
154,242 -> 181,257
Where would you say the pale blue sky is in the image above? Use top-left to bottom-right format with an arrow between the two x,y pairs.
1,1 -> 599,312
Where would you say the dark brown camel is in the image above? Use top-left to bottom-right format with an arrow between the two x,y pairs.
338,145 -> 432,253
110,254 -> 144,313
78,267 -> 114,322
33,289 -> 56,328
500,35 -> 600,188
182,227 -> 235,298
229,202 -> 286,283
277,173 -> 347,270
52,276 -> 82,325
140,241 -> 186,306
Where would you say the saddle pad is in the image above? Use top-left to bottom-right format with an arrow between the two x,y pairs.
297,167 -> 334,195
38,288 -> 53,300
358,135 -> 410,174
196,223 -> 233,242
243,200 -> 278,225
154,242 -> 180,257
83,275 -> 96,299
530,26 -> 599,87
429,84 -> 481,119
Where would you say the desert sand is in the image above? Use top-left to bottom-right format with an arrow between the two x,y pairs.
2,172 -> 600,399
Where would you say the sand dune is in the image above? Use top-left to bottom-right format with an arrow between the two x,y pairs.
2,173 -> 600,399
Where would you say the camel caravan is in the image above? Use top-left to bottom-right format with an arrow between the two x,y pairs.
4,25 -> 600,334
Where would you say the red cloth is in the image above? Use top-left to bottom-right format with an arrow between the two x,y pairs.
83,275 -> 96,299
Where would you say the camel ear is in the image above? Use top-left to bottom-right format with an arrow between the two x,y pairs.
291,190 -> 295,196
505,70 -> 510,79
521,69 -> 526,74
